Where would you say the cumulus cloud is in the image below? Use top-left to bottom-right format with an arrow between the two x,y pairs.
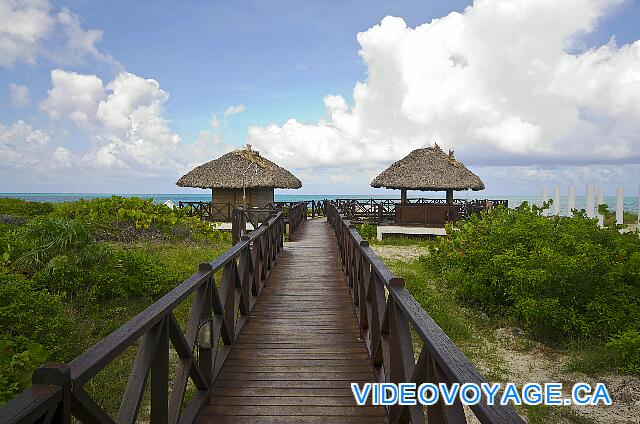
9,83 -> 30,107
40,70 -> 105,126
248,0 -> 640,173
0,120 -> 69,169
0,0 -> 118,68
36,69 -> 229,173
0,0 -> 54,67
224,104 -> 246,117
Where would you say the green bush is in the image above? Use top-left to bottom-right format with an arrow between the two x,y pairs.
15,217 -> 94,271
0,198 -> 54,218
607,329 -> 640,373
0,341 -> 48,405
53,196 -> 225,242
54,196 -> 183,231
358,223 -> 377,240
427,202 -> 640,347
30,244 -> 179,301
0,273 -> 72,359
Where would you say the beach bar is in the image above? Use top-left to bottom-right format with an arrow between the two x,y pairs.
176,145 -> 301,221
331,144 -> 507,238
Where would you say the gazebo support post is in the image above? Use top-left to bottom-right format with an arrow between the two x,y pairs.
446,189 -> 454,204
401,189 -> 407,204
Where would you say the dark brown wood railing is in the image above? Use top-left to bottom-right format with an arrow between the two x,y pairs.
179,200 -> 327,222
178,201 -> 237,222
2,210 -> 290,424
287,202 -> 306,235
325,202 -> 524,423
334,198 -> 508,225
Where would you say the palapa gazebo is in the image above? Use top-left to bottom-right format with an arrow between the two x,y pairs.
177,145 -> 301,208
371,144 -> 484,204
370,144 -> 485,226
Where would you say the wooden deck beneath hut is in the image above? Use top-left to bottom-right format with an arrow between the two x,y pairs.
195,219 -> 386,423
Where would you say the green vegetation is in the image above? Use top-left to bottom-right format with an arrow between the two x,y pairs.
0,198 -> 54,218
427,202 -> 639,371
360,203 -> 639,422
598,203 -> 638,226
0,197 -> 230,405
355,223 -> 434,247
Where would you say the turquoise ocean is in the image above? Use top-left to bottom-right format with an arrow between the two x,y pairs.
0,193 -> 638,215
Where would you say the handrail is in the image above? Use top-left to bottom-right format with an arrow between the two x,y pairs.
325,202 -> 524,423
287,202 -> 307,235
178,200 -> 328,222
1,210 -> 300,424
332,198 -> 508,225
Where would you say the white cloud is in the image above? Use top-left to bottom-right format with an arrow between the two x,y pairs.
210,113 -> 220,128
0,0 -> 54,67
55,7 -> 121,69
40,69 -> 105,126
224,104 -> 246,117
0,1 -> 118,69
9,83 -> 30,107
36,69 -> 230,174
248,0 -> 640,174
0,120 -> 58,169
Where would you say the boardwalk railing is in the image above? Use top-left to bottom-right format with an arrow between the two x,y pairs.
287,202 -> 307,235
178,201 -> 237,222
326,203 -> 524,423
2,210 -> 293,424
179,200 -> 327,222
334,198 -> 508,225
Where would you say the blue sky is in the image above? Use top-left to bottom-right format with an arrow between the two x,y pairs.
1,0 -> 640,195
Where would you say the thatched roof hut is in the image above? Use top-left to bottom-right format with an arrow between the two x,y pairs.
177,146 -> 301,189
177,145 -> 301,208
371,144 -> 484,203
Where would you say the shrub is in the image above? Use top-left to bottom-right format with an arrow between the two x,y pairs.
53,196 -> 225,242
427,202 -> 640,346
12,217 -> 94,273
0,273 -> 72,359
607,330 -> 640,373
0,341 -> 48,405
31,245 -> 178,301
0,198 -> 54,218
358,223 -> 377,240
54,196 -> 184,231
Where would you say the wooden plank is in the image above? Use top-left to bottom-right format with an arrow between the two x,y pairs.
200,405 -> 384,416
211,387 -> 354,397
209,396 -> 362,406
196,416 -> 386,424
196,219 -> 385,423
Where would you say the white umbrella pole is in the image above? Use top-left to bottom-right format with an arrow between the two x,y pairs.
553,185 -> 561,216
597,185 -> 604,227
586,184 -> 595,218
567,184 -> 576,216
616,186 -> 624,225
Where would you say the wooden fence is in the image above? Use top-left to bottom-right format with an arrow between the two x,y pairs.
334,198 -> 509,225
2,211 -> 290,424
326,202 -> 524,423
178,201 -> 236,222
178,200 -> 327,222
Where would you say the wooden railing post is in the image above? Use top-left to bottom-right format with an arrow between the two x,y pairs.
32,363 -> 72,424
231,207 -> 245,244
151,319 -> 169,424
324,202 -> 525,424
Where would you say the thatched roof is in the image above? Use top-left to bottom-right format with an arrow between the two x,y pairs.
177,146 -> 302,189
371,144 -> 485,191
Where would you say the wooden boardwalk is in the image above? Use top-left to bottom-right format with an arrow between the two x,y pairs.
196,219 -> 387,423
